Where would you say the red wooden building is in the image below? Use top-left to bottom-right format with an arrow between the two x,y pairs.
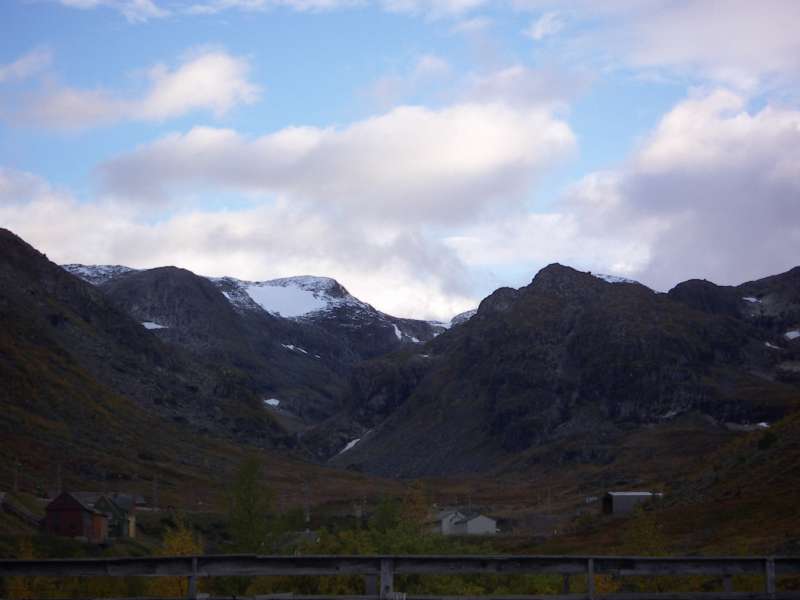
44,492 -> 108,544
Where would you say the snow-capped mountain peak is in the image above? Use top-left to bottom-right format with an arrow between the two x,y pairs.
211,274 -> 370,319
62,264 -> 138,286
592,273 -> 639,285
62,264 -> 444,348
450,308 -> 477,327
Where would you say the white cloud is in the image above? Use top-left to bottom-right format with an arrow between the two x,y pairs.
65,0 -> 489,18
18,49 -> 259,129
186,0 -> 363,14
2,93 -> 575,319
98,101 -> 575,223
8,90 -> 799,317
524,11 -> 564,41
0,48 -> 52,84
620,90 -> 800,287
466,64 -> 586,109
58,0 -> 169,22
449,89 -> 800,291
517,0 -> 800,89
622,0 -> 800,89
381,0 -> 487,18
0,166 -> 475,320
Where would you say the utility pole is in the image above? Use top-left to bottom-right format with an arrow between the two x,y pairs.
152,475 -> 159,510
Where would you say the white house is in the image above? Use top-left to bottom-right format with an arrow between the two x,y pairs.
433,510 -> 498,535
452,514 -> 498,535
433,509 -> 465,535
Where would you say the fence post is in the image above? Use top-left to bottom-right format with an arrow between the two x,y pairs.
380,558 -> 394,599
187,556 -> 198,600
765,557 -> 776,599
587,558 -> 595,600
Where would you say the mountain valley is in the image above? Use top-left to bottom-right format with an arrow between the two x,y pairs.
2,227 -> 799,555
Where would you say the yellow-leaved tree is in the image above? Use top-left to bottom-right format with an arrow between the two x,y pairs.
147,513 -> 204,599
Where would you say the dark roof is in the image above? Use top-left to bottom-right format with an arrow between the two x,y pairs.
453,512 -> 495,525
436,509 -> 464,519
48,492 -> 108,517
109,493 -> 136,512
70,492 -> 103,508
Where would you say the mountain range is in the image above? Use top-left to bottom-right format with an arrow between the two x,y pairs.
329,264 -> 800,476
61,262 -> 446,426
2,227 -> 799,499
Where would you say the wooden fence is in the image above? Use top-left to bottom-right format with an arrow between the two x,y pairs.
1,554 -> 799,600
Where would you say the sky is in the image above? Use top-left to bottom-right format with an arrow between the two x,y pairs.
1,0 -> 799,320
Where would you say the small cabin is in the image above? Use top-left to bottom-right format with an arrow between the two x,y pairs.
602,491 -> 661,515
432,510 -> 465,535
45,492 -> 108,544
95,494 -> 137,539
432,509 -> 498,535
452,513 -> 498,535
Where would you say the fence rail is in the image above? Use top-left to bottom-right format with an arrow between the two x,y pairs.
1,555 -> 798,600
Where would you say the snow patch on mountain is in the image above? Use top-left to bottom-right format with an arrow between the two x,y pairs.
247,283 -> 328,317
142,321 -> 167,330
593,273 -> 638,285
785,330 -> 800,340
450,309 -> 477,327
64,264 -> 444,346
63,264 -> 138,286
337,438 -> 361,455
282,344 -> 308,354
264,398 -> 280,407
212,275 -> 371,319
743,296 -> 762,304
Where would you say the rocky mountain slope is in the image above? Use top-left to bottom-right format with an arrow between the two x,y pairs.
62,264 -> 445,424
65,265 -> 444,356
13,230 -> 800,485
209,274 -> 445,359
328,264 -> 800,477
0,229 -> 289,449
0,229 -> 401,510
96,267 -> 349,423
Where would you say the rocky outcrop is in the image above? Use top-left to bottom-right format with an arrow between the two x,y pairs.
667,279 -> 742,317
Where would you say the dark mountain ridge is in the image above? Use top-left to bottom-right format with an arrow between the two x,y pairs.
0,228 -> 288,448
6,228 -> 800,485
64,263 -> 445,424
100,266 -> 351,422
329,264 -> 800,476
